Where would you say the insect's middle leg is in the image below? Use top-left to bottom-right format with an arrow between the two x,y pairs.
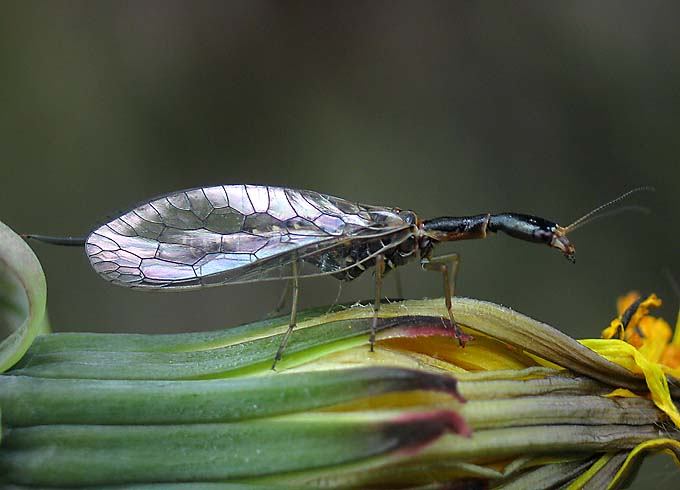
370,254 -> 386,352
272,261 -> 300,370
268,278 -> 292,318
421,252 -> 469,345
393,269 -> 404,300
325,281 -> 344,315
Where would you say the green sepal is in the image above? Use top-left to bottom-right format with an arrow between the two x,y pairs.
10,315 -> 448,379
493,456 -> 597,489
0,367 -> 463,426
0,410 -> 469,487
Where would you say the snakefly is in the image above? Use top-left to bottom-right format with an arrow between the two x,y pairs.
24,185 -> 651,368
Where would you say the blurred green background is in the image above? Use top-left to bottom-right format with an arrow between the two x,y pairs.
0,0 -> 680,483
4,1 -> 677,332
1,1 -> 679,485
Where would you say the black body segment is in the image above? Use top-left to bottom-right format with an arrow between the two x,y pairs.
420,215 -> 489,241
487,213 -> 559,244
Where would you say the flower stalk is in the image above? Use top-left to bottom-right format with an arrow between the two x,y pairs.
1,220 -> 679,489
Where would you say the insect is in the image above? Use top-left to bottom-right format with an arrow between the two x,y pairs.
24,185 -> 650,368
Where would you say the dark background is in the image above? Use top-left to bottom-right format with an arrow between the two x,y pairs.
1,2 -> 679,485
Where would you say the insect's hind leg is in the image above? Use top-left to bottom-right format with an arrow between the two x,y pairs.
421,252 -> 470,346
272,261 -> 300,370
370,254 -> 386,352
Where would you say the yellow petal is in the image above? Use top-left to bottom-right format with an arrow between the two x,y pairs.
603,388 -> 641,399
605,293 -> 662,340
581,338 -> 680,428
660,344 -> 680,371
617,291 -> 641,315
622,294 -> 662,338
636,317 -> 673,363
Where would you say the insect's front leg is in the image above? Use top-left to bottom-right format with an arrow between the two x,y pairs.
421,253 -> 470,346
272,260 -> 300,370
370,254 -> 386,352
423,252 -> 461,296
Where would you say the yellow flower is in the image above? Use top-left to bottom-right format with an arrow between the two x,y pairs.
604,291 -> 680,373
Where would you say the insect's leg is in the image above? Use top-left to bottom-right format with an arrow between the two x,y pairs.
325,282 -> 344,315
272,260 -> 300,370
268,279 -> 291,318
421,253 -> 469,346
424,252 -> 461,296
393,269 -> 404,300
436,252 -> 460,297
370,254 -> 386,352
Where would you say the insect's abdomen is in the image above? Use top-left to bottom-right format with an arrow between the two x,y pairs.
309,232 -> 418,281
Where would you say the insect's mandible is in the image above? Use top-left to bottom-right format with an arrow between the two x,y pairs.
24,185 -> 652,368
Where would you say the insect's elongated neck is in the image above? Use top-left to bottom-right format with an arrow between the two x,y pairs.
419,214 -> 490,241
420,213 -> 575,262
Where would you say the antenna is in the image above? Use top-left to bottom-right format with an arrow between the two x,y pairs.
563,186 -> 655,234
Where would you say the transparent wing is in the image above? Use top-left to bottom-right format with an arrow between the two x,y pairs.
85,185 -> 411,289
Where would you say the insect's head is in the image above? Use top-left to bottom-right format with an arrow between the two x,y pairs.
549,227 -> 576,263
486,186 -> 654,264
487,214 -> 576,263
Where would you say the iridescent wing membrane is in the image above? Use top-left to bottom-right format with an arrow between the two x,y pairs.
85,185 -> 413,289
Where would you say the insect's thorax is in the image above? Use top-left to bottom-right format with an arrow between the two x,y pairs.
308,210 -> 435,281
